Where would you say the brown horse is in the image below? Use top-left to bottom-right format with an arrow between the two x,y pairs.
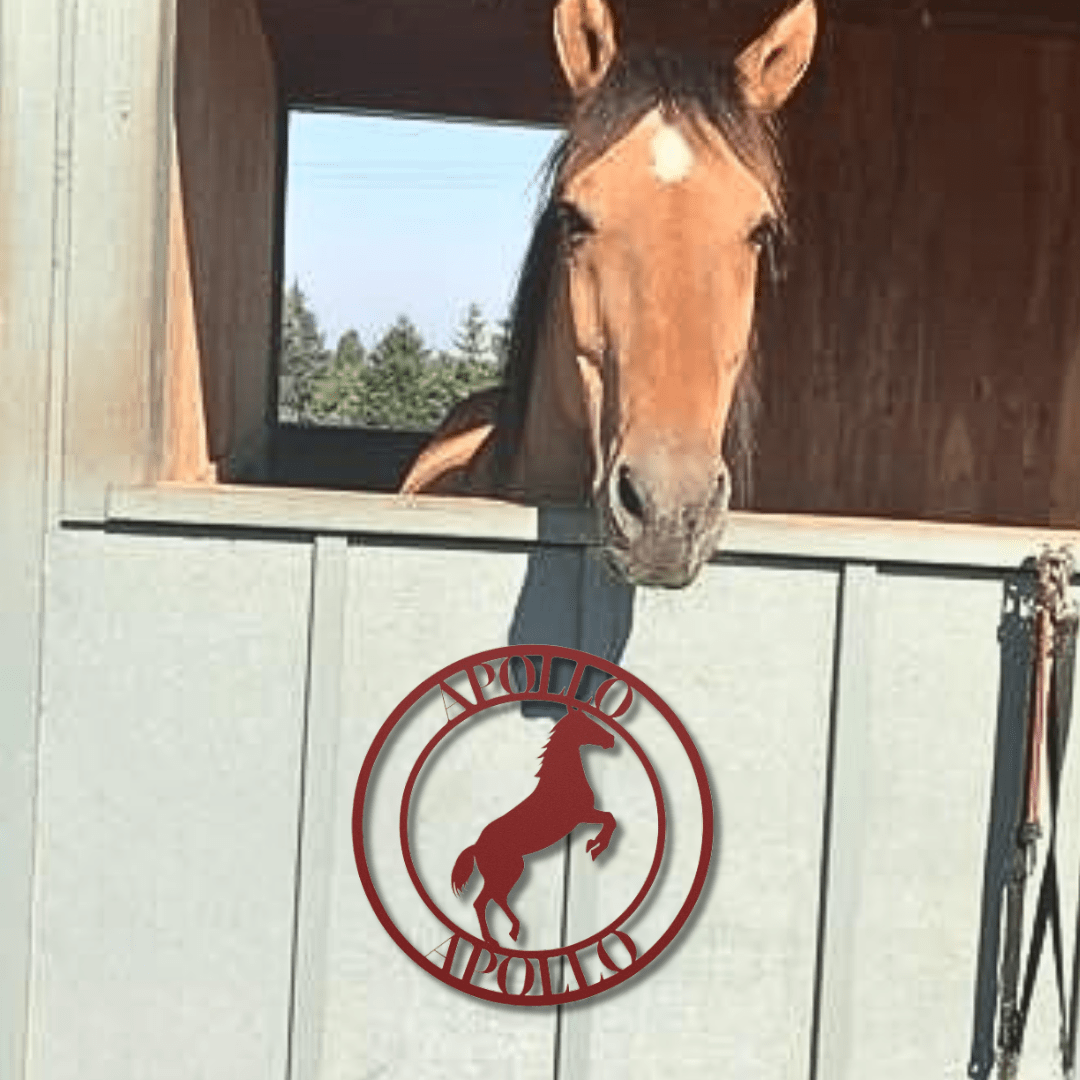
451,707 -> 616,945
402,0 -> 818,588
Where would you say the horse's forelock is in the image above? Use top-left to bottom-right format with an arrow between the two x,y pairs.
561,48 -> 785,220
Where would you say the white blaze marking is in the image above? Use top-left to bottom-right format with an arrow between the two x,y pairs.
651,123 -> 694,184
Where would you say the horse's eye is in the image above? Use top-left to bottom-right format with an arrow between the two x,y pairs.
748,216 -> 779,254
749,215 -> 786,283
555,200 -> 595,250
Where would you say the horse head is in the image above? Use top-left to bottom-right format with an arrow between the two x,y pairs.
558,707 -> 616,751
401,0 -> 818,589
547,0 -> 818,587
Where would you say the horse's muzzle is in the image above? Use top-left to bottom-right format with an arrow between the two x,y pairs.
598,453 -> 730,588
600,521 -> 726,588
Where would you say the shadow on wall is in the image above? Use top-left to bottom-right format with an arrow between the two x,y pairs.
507,515 -> 636,719
968,564 -> 1078,1078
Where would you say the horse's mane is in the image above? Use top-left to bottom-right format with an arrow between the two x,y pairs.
535,709 -> 587,777
494,28 -> 788,502
536,714 -> 564,776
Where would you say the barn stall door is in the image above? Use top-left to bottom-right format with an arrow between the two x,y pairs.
32,504 -> 1080,1080
301,538 -> 1080,1080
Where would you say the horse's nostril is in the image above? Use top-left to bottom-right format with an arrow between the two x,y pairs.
618,465 -> 646,521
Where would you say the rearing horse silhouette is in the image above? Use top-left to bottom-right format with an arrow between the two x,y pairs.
451,707 -> 617,945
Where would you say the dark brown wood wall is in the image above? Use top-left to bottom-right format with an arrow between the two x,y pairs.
751,22 -> 1080,526
256,1 -> 1080,123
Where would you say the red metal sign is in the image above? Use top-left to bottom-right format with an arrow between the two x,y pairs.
353,645 -> 713,1005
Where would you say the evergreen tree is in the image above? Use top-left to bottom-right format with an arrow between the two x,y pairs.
312,329 -> 367,423
335,328 -> 365,368
369,316 -> 428,368
279,293 -> 504,432
279,282 -> 331,424
363,316 -> 444,429
453,303 -> 490,365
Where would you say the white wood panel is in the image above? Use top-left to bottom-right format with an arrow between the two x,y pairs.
559,562 -> 839,1080
62,0 -> 172,516
839,571 -> 1069,1080
27,529 -> 310,1080
0,0 -> 71,1074
310,546 -> 561,1080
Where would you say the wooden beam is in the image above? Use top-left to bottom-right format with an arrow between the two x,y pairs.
255,0 -> 1080,121
166,0 -> 279,483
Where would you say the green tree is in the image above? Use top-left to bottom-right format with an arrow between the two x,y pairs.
279,282 -> 331,424
335,328 -> 365,368
362,316 -> 447,429
280,296 -> 505,432
453,303 -> 490,365
446,303 -> 503,409
312,329 -> 367,423
369,316 -> 428,368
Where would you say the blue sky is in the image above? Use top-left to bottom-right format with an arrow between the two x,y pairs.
283,111 -> 561,352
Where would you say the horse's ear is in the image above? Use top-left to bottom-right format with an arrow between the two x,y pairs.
553,0 -> 618,98
735,0 -> 817,114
